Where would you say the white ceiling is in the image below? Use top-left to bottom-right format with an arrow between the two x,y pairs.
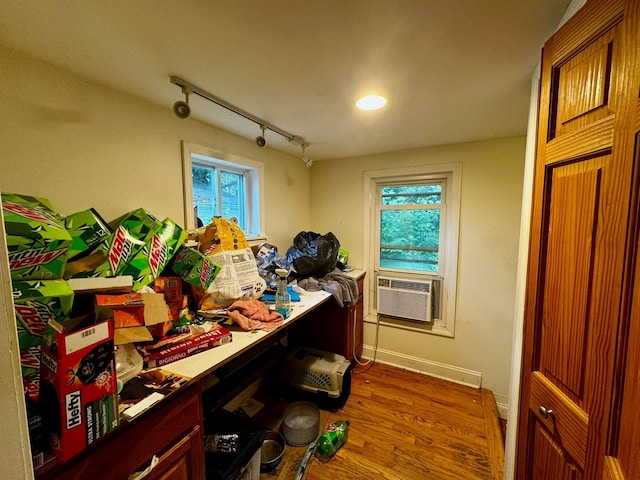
0,0 -> 570,160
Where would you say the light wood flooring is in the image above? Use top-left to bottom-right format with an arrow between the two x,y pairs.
252,362 -> 504,480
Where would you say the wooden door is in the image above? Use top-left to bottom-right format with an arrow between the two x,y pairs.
516,0 -> 639,478
603,11 -> 640,479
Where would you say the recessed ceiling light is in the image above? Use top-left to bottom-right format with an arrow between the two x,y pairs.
356,94 -> 387,111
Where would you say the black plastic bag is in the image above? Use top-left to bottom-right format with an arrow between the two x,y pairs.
286,231 -> 340,279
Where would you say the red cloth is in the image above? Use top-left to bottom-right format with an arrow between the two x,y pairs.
227,299 -> 284,331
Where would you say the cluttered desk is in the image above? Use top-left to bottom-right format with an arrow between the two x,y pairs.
2,193 -> 363,479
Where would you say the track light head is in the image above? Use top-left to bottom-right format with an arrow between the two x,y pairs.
173,100 -> 191,119
173,87 -> 192,119
255,125 -> 267,147
302,155 -> 314,168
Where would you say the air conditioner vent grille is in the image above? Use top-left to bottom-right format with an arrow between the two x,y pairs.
377,276 -> 433,323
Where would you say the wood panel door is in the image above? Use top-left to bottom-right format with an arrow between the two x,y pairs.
516,1 -> 639,478
602,32 -> 640,480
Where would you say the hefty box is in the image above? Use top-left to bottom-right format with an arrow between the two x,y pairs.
118,218 -> 188,291
39,314 -> 118,462
2,193 -> 72,280
12,280 -> 74,348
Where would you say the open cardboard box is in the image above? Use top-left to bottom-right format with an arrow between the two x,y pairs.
95,293 -> 171,345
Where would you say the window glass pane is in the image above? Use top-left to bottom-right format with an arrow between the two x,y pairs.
220,171 -> 246,229
381,184 -> 441,206
380,208 -> 440,272
192,164 -> 217,225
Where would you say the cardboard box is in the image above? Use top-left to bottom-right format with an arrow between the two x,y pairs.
39,315 -> 118,462
153,276 -> 185,333
96,292 -> 171,345
118,218 -> 188,291
12,280 -> 74,348
154,276 -> 183,303
2,193 -> 72,280
169,246 -> 221,290
65,208 -> 162,279
95,293 -> 145,328
64,208 -> 111,261
138,325 -> 232,368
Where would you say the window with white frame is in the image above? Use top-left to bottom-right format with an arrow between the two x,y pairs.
365,164 -> 460,337
181,142 -> 264,239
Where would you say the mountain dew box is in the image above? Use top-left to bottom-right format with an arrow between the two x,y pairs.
12,280 -> 74,348
169,246 -> 221,290
2,193 -> 72,280
65,208 -> 162,279
119,218 -> 188,291
64,208 -> 111,261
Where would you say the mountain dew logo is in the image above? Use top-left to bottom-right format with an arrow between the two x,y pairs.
109,227 -> 133,272
3,201 -> 58,225
200,259 -> 211,287
9,247 -> 65,270
14,302 -> 52,337
148,235 -> 168,278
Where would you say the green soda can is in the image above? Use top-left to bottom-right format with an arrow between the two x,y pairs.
315,420 -> 350,463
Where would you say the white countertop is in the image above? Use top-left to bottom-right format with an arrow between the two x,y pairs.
161,269 -> 364,381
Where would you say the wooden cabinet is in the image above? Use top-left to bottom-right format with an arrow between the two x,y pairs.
289,273 -> 365,362
516,1 -> 640,478
36,384 -> 205,480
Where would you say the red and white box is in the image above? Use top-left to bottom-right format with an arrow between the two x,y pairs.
138,325 -> 232,368
39,315 -> 118,462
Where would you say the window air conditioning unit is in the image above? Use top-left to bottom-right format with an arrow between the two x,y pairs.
377,276 -> 433,323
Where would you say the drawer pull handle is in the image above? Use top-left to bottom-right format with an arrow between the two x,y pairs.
539,405 -> 554,418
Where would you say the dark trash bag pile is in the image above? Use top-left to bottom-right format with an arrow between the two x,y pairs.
286,231 -> 340,279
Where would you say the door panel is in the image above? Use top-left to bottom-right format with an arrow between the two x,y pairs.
517,0 -> 638,478
540,159 -> 604,403
531,422 -> 583,480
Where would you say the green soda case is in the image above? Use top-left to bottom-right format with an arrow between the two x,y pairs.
169,246 -> 222,290
315,420 -> 350,463
12,280 -> 74,348
64,208 -> 112,261
119,218 -> 188,291
2,193 -> 72,280
108,208 -> 163,241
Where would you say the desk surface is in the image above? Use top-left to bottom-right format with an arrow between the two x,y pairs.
160,270 -> 364,381
161,289 -> 330,380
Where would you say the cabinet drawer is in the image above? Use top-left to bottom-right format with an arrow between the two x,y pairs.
39,385 -> 203,480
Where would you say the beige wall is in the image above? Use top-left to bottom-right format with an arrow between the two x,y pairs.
309,138 -> 525,410
0,44 -> 525,479
0,45 -> 311,251
0,46 -> 313,480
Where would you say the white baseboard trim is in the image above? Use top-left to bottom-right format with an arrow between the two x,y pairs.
360,345 -> 510,419
493,393 -> 509,419
361,345 -> 482,389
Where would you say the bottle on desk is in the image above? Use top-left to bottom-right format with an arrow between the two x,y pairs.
275,268 -> 291,318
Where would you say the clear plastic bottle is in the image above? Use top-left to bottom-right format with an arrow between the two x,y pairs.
314,420 -> 350,462
275,268 -> 291,318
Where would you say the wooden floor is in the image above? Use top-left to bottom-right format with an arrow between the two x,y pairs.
252,362 -> 504,480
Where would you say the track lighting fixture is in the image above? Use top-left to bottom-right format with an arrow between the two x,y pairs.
173,86 -> 191,119
255,124 -> 266,147
170,76 -> 312,151
301,144 -> 313,168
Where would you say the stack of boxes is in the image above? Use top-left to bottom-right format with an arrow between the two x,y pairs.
2,193 -> 206,463
3,193 -> 122,463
